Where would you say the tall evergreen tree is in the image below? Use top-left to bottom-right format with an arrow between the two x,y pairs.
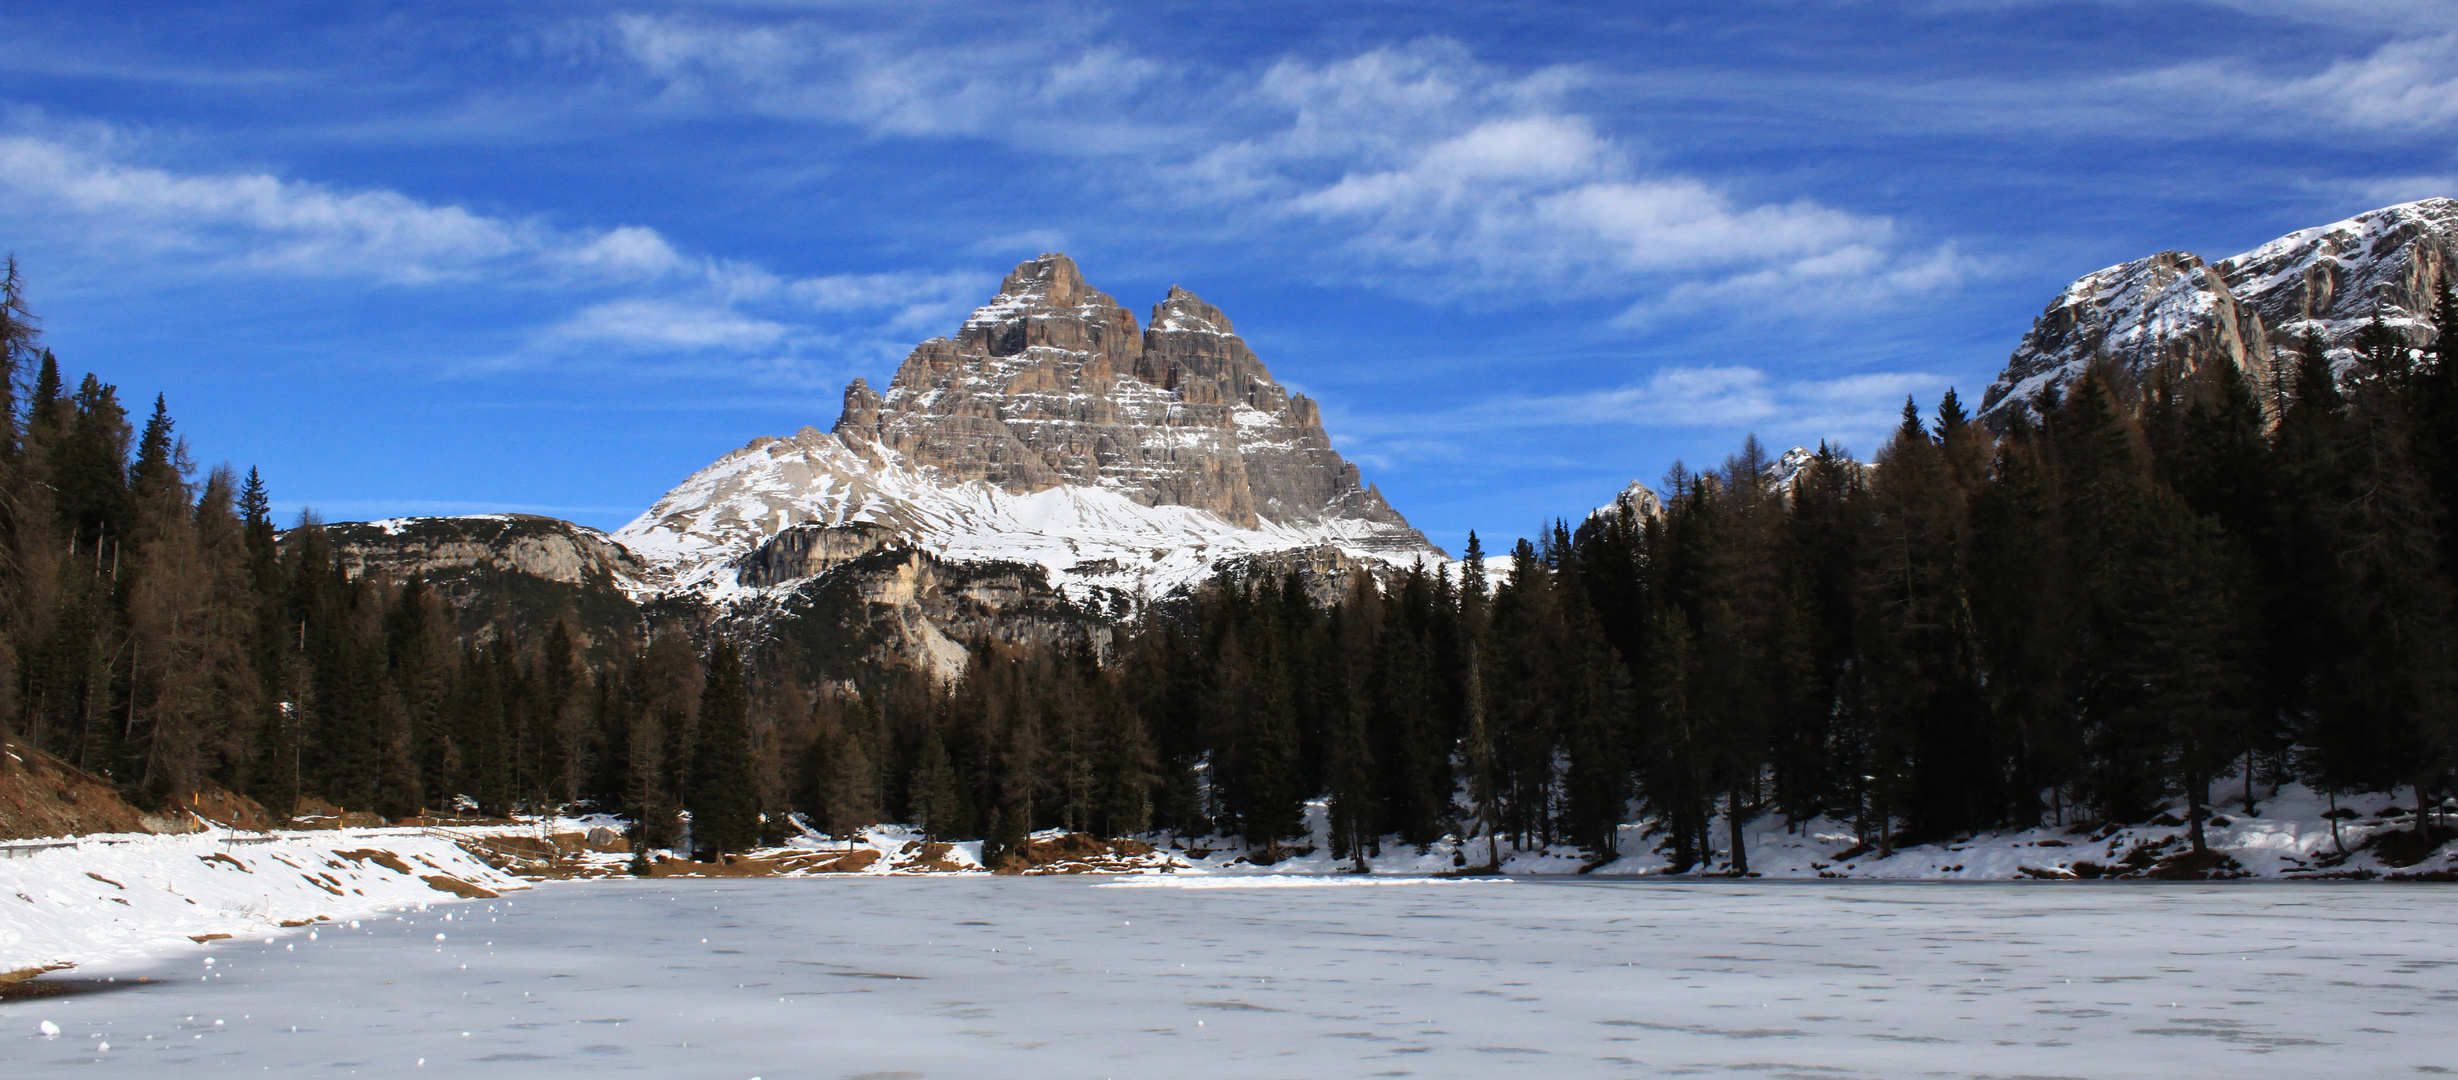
689,637 -> 760,856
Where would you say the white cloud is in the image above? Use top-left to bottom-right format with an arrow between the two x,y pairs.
555,299 -> 789,351
0,132 -> 534,283
0,123 -> 993,385
1226,44 -> 1962,305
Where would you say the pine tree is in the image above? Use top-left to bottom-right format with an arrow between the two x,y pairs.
689,637 -> 760,856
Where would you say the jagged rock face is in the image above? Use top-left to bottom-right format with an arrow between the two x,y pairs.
732,523 -> 900,590
1981,198 -> 2456,423
832,255 -> 1416,539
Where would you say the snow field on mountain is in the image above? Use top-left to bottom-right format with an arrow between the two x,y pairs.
613,430 -> 1442,605
0,829 -> 528,978
12,876 -> 2455,1078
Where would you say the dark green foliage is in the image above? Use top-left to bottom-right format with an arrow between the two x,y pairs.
688,638 -> 760,855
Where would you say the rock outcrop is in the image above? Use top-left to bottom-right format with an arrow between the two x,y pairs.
1981,198 -> 2456,423
315,515 -> 647,658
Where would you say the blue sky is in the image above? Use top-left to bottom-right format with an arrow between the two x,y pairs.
2,1 -> 2454,550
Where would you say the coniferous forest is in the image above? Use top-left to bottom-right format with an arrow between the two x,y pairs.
4,260 -> 2456,867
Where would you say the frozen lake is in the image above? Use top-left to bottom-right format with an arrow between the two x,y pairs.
11,877 -> 2455,1078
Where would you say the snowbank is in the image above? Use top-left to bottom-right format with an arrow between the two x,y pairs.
0,828 -> 528,978
1152,781 -> 2457,881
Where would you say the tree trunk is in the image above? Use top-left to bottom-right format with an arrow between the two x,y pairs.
1727,786 -> 1749,876
2187,766 -> 2209,855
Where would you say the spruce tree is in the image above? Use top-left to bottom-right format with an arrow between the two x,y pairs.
1242,635 -> 1306,860
1323,605 -> 1379,870
1558,582 -> 1631,861
688,637 -> 760,856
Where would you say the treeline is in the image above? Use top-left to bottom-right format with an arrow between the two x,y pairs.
8,255 -> 2455,869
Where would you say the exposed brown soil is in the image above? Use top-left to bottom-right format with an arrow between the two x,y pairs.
0,740 -> 277,840
420,874 -> 499,898
188,787 -> 278,831
335,849 -> 414,875
288,796 -> 388,830
986,833 -> 1159,875
0,743 -> 156,840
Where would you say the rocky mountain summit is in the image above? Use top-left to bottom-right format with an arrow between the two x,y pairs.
325,254 -> 1446,674
1980,197 -> 2456,422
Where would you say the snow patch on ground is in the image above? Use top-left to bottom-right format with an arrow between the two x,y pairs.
0,827 -> 528,977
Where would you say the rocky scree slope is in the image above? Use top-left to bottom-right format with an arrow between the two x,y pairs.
1980,197 -> 2457,423
324,255 -> 1445,672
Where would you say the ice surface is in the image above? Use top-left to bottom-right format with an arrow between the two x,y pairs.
9,876 -> 2453,1078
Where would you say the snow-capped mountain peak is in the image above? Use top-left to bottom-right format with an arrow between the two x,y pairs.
612,253 -> 1444,605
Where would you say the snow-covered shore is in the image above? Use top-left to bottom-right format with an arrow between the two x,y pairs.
1,827 -> 528,979
1147,780 -> 2457,881
7,781 -> 2450,981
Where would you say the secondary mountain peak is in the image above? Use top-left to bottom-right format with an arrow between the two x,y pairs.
1980,197 -> 2456,423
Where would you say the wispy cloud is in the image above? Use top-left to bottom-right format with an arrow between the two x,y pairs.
1335,364 -> 1941,452
609,13 -> 1172,152
0,129 -> 548,283
2099,32 -> 2458,135
1211,44 -> 1966,305
603,25 -> 1964,312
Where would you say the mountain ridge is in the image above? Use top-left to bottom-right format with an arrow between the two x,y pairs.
1980,197 -> 2457,421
